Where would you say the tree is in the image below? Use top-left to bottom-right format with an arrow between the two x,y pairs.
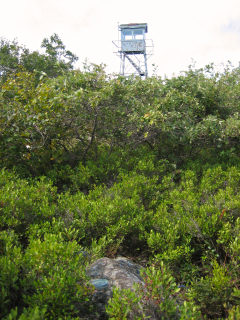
0,34 -> 78,82
0,39 -> 20,80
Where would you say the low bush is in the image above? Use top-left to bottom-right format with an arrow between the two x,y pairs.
21,233 -> 94,319
106,262 -> 201,319
0,230 -> 22,318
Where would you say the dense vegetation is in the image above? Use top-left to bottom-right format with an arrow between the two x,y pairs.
0,35 -> 240,319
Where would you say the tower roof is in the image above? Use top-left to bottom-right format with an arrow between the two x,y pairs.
119,23 -> 148,33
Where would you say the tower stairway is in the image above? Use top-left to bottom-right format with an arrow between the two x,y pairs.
125,54 -> 145,76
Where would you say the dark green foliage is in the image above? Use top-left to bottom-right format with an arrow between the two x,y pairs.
0,230 -> 22,318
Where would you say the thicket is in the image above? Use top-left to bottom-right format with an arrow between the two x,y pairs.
0,36 -> 240,319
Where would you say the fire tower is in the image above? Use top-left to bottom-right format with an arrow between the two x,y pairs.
113,23 -> 153,78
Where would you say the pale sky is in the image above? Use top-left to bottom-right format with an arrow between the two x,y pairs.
1,0 -> 240,77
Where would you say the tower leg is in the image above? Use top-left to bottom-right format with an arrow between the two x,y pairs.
120,53 -> 126,76
144,52 -> 148,78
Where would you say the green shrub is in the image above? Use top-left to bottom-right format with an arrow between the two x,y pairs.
227,305 -> 240,320
0,230 -> 23,318
21,233 -> 94,319
106,262 -> 201,320
106,287 -> 144,320
0,170 -> 57,244
188,261 -> 233,318
4,306 -> 47,320
56,172 -> 157,255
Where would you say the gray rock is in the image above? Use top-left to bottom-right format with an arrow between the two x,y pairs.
86,257 -> 144,318
87,256 -> 144,289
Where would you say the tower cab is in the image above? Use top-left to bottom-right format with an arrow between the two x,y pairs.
119,23 -> 148,53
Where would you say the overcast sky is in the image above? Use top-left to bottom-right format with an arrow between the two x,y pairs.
1,0 -> 240,77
